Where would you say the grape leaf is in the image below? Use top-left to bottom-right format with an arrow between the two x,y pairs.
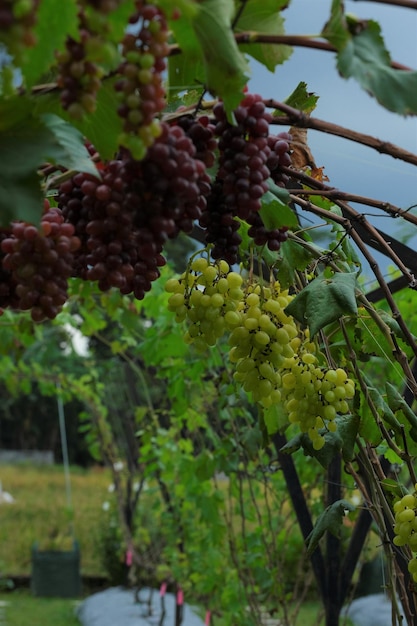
168,52 -> 206,97
275,238 -> 312,289
322,0 -> 417,115
0,95 -> 35,132
192,0 -> 249,114
0,114 -> 98,224
34,79 -> 122,159
20,0 -> 79,87
306,499 -> 355,556
385,382 -> 417,442
260,191 -> 299,231
40,114 -> 99,177
0,171 -> 44,225
234,0 -> 292,72
280,81 -> 319,115
263,403 -> 288,435
285,272 -> 358,337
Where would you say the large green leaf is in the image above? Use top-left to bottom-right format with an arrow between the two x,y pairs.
306,499 -> 355,556
40,114 -> 100,176
260,190 -> 299,230
322,0 -> 417,115
21,0 -> 79,87
234,0 -> 292,72
192,0 -> 249,114
168,52 -> 206,97
0,113 -> 98,224
285,272 -> 358,337
34,79 -> 122,159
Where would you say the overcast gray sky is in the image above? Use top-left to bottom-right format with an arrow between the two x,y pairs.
248,0 -> 417,280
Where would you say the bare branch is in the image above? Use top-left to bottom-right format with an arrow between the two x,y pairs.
351,0 -> 417,9
266,99 -> 417,166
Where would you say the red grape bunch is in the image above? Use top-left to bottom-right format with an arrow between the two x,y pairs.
0,201 -> 81,321
55,9 -> 104,119
115,0 -> 169,159
0,0 -> 40,61
58,122 -> 211,301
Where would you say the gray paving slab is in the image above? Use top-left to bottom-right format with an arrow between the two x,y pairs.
77,586 -> 206,626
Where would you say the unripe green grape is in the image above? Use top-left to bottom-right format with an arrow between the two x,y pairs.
323,405 -> 336,421
227,272 -> 243,289
254,378 -> 273,401
397,510 -> 416,524
264,299 -> 282,316
336,368 -> 348,385
165,278 -> 180,293
202,265 -> 218,284
325,370 -> 338,384
275,327 -> 290,345
344,382 -> 355,398
229,326 -> 250,344
236,358 -> 256,373
393,535 -> 407,546
229,287 -> 244,300
210,293 -> 224,307
312,434 -> 325,450
243,370 -> 260,393
324,390 -> 336,403
217,277 -> 229,293
282,373 -> 296,389
254,330 -> 270,347
246,292 -> 260,307
244,317 -> 259,331
336,400 -> 349,414
191,257 -> 208,272
403,494 -> 417,509
398,521 -> 412,539
258,362 -> 276,382
168,292 -> 185,308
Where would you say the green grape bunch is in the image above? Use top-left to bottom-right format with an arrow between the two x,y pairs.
280,340 -> 355,450
165,257 -> 244,351
393,490 -> 417,582
226,280 -> 298,406
166,263 -> 355,449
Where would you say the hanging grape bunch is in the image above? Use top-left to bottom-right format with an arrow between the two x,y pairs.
0,201 -> 81,322
115,0 -> 169,159
165,259 -> 355,448
0,0 -> 40,61
393,489 -> 417,582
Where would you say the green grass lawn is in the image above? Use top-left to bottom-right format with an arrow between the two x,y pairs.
0,464 -> 112,576
0,591 -> 81,626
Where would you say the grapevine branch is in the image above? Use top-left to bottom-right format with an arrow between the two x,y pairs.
284,168 -> 417,276
266,99 -> 417,167
352,0 -> 417,8
169,35 -> 412,71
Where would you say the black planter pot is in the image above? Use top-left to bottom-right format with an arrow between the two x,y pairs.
31,540 -> 82,598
